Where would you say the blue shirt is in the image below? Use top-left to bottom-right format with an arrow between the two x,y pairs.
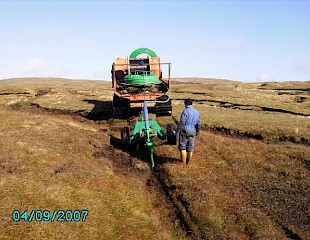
179,105 -> 201,136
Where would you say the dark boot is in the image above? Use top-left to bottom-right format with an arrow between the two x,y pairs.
186,151 -> 193,165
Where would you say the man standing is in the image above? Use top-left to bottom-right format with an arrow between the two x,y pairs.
177,99 -> 201,165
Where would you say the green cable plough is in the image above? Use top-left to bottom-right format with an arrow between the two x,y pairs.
121,100 -> 177,169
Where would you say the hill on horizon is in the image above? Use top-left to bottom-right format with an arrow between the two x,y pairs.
1,76 -> 309,84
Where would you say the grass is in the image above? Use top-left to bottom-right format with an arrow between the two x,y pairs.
3,77 -> 308,143
0,77 -> 309,239
172,80 -> 310,115
172,102 -> 310,141
171,79 -> 310,143
0,78 -> 113,113
0,105 -> 182,240
157,131 -> 310,239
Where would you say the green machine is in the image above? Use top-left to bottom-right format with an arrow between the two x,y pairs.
112,48 -> 172,118
121,101 -> 177,169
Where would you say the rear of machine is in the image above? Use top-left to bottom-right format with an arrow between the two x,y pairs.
111,48 -> 172,118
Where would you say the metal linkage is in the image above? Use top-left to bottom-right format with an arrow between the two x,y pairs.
130,101 -> 166,168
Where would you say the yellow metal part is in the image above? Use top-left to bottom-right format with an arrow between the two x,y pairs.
130,102 -> 156,108
130,102 -> 143,108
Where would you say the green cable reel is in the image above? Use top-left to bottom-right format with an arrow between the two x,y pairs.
125,48 -> 161,85
124,74 -> 160,85
129,48 -> 158,58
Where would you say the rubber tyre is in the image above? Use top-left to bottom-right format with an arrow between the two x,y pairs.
112,94 -> 130,119
121,126 -> 131,147
166,124 -> 177,145
155,96 -> 172,116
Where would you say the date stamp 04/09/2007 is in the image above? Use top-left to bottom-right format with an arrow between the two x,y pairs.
12,210 -> 88,222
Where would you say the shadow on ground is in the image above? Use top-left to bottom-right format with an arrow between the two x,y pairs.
109,134 -> 180,167
156,155 -> 180,165
83,99 -> 112,120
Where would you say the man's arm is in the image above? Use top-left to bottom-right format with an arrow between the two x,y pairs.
176,110 -> 187,135
195,113 -> 202,137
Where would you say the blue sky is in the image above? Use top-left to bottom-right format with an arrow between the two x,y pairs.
0,0 -> 309,82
